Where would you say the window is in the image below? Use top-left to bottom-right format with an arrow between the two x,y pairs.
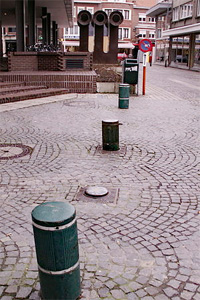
139,13 -> 146,22
149,33 -> 155,39
171,35 -> 189,66
194,34 -> 200,68
8,27 -> 16,33
148,17 -> 155,22
139,30 -> 146,38
118,28 -> 122,40
65,25 -> 79,38
71,25 -> 79,35
118,28 -> 130,39
180,2 -> 193,19
197,0 -> 200,16
123,28 -> 129,38
157,29 -> 162,38
113,9 -> 123,15
109,0 -> 126,2
105,9 -> 112,16
124,10 -> 130,20
89,24 -> 94,36
172,7 -> 179,21
77,7 -> 85,15
104,8 -> 130,20
87,7 -> 94,15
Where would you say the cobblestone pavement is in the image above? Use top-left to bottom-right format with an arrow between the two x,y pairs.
0,65 -> 200,300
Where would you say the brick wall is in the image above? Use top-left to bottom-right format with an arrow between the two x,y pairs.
59,52 -> 93,71
8,52 -> 93,72
8,52 -> 38,71
38,53 -> 60,71
0,71 -> 97,93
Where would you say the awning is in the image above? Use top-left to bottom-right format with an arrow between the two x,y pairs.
146,2 -> 172,17
162,23 -> 200,37
63,41 -> 80,46
118,42 -> 135,49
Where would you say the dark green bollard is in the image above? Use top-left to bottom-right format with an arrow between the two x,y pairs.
119,83 -> 130,109
31,202 -> 81,300
102,119 -> 119,151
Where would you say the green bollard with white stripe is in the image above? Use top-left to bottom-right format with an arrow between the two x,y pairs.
119,83 -> 130,109
31,202 -> 81,300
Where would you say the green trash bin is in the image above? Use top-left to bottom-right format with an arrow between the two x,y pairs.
123,58 -> 139,85
32,202 -> 81,300
119,83 -> 130,109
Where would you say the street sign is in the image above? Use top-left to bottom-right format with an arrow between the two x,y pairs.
139,39 -> 152,53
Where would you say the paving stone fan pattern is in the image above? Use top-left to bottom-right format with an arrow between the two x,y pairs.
0,66 -> 200,300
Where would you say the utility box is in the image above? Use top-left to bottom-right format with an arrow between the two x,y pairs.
123,58 -> 139,84
123,59 -> 139,89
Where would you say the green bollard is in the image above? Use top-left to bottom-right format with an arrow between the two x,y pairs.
119,83 -> 130,109
102,119 -> 119,151
31,202 -> 81,300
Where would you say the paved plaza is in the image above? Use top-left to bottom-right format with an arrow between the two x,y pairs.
0,65 -> 200,300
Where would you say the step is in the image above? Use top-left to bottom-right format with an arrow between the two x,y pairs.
0,82 -> 25,88
0,85 -> 47,95
0,88 -> 69,104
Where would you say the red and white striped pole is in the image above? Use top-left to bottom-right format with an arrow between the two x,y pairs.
142,53 -> 147,95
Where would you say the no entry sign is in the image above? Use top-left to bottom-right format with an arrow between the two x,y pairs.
139,39 -> 152,53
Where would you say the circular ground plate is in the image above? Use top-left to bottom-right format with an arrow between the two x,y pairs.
0,144 -> 33,160
85,186 -> 109,197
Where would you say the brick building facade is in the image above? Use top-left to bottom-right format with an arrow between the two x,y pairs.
147,0 -> 200,70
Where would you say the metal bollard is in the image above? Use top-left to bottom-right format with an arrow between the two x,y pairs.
118,83 -> 130,109
31,201 -> 81,300
102,119 -> 119,151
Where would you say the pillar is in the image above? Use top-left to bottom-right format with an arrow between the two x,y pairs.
189,33 -> 195,69
55,24 -> 58,46
15,0 -> 25,51
42,7 -> 47,44
52,21 -> 56,46
168,36 -> 172,66
28,0 -> 36,46
0,0 -> 3,60
47,13 -> 51,45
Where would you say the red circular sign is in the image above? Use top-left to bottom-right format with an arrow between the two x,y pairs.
139,39 -> 152,52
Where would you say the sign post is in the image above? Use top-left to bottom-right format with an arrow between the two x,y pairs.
139,39 -> 152,96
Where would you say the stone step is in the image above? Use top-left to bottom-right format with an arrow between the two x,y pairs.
0,85 -> 47,95
0,88 -> 69,104
0,82 -> 25,88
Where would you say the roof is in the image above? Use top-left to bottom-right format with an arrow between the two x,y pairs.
1,0 -> 73,28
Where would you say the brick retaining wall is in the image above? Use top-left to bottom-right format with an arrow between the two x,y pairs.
8,52 -> 93,72
38,53 -> 60,71
0,71 -> 97,93
8,52 -> 38,71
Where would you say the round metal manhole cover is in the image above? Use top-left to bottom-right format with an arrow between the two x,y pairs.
85,186 -> 109,197
0,144 -> 33,160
